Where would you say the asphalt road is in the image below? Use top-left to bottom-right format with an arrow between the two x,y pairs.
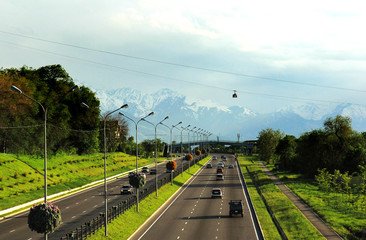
0,158 -> 186,240
131,154 -> 260,240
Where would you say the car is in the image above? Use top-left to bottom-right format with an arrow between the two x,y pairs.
212,156 -> 217,160
228,164 -> 234,169
216,173 -> 224,181
217,162 -> 224,168
128,171 -> 135,177
166,169 -> 175,173
221,155 -> 226,160
229,200 -> 243,217
150,168 -> 157,174
211,188 -> 223,198
206,163 -> 213,168
121,185 -> 133,195
141,166 -> 149,173
216,168 -> 223,174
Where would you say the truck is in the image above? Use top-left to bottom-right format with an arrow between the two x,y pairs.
229,200 -> 243,217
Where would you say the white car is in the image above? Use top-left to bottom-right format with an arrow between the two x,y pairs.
216,173 -> 224,181
211,188 -> 223,198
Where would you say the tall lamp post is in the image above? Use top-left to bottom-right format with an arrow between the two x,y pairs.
142,116 -> 169,197
180,125 -> 190,174
119,111 -> 154,212
102,104 -> 128,236
10,85 -> 78,240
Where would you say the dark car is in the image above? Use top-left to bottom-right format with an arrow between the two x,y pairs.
141,166 -> 149,173
121,185 -> 133,195
229,200 -> 243,217
150,168 -> 157,174
206,163 -> 213,168
228,164 -> 234,169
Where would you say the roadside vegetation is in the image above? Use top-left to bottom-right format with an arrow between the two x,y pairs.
88,156 -> 210,240
239,155 -> 282,240
0,152 -> 166,210
241,156 -> 323,239
256,115 -> 366,239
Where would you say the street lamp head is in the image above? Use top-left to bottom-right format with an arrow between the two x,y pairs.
187,124 -> 191,128
119,112 -> 125,117
10,85 -> 23,94
121,104 -> 128,109
178,121 -> 182,124
164,116 -> 169,120
148,111 -> 154,117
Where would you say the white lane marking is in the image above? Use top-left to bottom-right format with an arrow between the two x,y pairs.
9,229 -> 15,233
76,202 -> 79,205
93,205 -> 98,208
66,206 -> 70,209
177,237 -> 180,239
194,204 -> 197,207
215,237 -> 218,239
219,212 -> 221,214
135,162 -> 207,240
217,228 -> 219,231
185,222 -> 188,225
27,238 -> 32,240
83,210 -> 87,213
72,216 -> 76,219
236,161 -> 260,240
190,211 -> 193,214
182,228 -> 184,231
84,198 -> 88,201
91,196 -> 95,198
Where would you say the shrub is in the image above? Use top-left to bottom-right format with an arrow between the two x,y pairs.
195,149 -> 201,156
22,172 -> 27,177
166,160 -> 177,171
28,202 -> 62,234
185,154 -> 193,161
129,173 -> 146,188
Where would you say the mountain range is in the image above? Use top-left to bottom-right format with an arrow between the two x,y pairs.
95,88 -> 366,141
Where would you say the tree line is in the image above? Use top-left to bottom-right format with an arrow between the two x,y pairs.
257,115 -> 366,177
0,65 -> 167,156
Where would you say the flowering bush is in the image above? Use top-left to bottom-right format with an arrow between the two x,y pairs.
166,160 -> 177,171
129,172 -> 146,188
28,202 -> 62,234
185,153 -> 193,161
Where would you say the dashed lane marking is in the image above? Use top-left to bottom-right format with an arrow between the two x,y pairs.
182,228 -> 184,231
93,205 -> 98,208
66,206 -> 70,209
72,216 -> 76,219
76,202 -> 79,205
27,238 -> 32,240
185,222 -> 188,225
9,229 -> 15,233
83,210 -> 87,213
84,198 -> 88,201
177,236 -> 180,239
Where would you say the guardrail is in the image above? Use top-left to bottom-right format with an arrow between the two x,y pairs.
60,154 -> 207,240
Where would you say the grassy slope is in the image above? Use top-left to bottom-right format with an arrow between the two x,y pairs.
238,156 -> 282,240
0,153 -> 164,210
88,156 -> 210,240
273,169 -> 366,239
242,156 -> 324,240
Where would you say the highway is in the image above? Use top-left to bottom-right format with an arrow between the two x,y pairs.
131,154 -> 261,240
0,158 -> 187,240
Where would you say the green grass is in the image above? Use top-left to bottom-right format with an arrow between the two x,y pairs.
0,152 -> 166,211
238,156 -> 282,240
88,156 -> 210,240
272,169 -> 366,239
241,156 -> 324,240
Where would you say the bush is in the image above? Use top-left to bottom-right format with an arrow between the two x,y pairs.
28,202 -> 62,234
129,173 -> 146,188
166,160 -> 177,171
185,154 -> 193,161
195,149 -> 201,156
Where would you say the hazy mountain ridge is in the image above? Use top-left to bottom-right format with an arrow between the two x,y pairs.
96,88 -> 366,140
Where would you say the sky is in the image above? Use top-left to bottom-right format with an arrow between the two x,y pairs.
1,0 -> 366,113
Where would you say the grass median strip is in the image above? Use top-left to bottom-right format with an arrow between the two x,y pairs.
88,156 -> 210,240
239,156 -> 281,240
241,156 -> 324,240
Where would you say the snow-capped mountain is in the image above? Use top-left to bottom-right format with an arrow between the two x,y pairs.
95,88 -> 366,140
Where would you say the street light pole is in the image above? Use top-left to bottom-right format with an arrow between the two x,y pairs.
142,116 -> 168,197
119,112 -> 154,212
180,125 -> 190,175
102,104 -> 128,236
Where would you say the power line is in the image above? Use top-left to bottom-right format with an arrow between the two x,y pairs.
1,30 -> 366,93
1,39 -> 363,107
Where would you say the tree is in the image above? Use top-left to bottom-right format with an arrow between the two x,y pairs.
257,128 -> 283,163
166,160 -> 177,171
275,135 -> 297,170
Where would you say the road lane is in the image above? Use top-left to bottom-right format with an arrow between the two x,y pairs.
132,154 -> 259,240
0,158 -> 187,240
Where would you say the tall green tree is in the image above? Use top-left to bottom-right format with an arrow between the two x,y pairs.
257,128 -> 283,163
275,135 -> 297,170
